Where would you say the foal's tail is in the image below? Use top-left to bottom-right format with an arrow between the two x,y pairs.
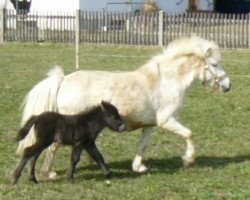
17,115 -> 38,141
16,66 -> 65,155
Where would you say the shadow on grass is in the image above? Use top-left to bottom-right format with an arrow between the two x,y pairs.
196,155 -> 250,168
53,157 -> 182,182
52,154 -> 250,182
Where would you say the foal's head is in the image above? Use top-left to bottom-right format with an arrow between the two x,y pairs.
101,101 -> 125,132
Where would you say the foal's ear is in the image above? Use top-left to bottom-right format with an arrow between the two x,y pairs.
101,101 -> 111,111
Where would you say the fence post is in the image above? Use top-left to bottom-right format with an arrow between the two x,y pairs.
248,13 -> 250,49
0,9 -> 4,43
75,9 -> 80,70
158,10 -> 163,46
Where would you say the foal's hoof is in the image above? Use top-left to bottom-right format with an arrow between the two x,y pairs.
29,177 -> 38,184
67,177 -> 75,184
12,178 -> 18,185
104,171 -> 112,178
12,172 -> 20,185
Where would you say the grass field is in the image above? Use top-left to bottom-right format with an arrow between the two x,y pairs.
0,43 -> 250,200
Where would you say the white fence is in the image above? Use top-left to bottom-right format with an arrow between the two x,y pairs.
0,9 -> 250,49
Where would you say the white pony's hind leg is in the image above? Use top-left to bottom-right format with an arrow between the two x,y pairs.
132,127 -> 152,172
40,142 -> 60,179
162,117 -> 195,167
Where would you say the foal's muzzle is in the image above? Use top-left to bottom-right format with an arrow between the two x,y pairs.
118,123 -> 126,132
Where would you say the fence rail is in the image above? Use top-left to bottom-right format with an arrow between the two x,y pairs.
1,9 -> 250,49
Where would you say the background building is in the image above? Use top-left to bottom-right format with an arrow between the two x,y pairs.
1,0 -> 249,14
0,0 -> 215,13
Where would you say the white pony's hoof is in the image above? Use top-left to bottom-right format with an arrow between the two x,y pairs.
132,164 -> 148,173
48,171 -> 57,179
40,171 -> 57,180
182,155 -> 195,167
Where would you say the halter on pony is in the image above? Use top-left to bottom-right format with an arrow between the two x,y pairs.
202,63 -> 230,92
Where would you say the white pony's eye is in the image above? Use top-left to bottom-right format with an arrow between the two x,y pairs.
211,63 -> 217,67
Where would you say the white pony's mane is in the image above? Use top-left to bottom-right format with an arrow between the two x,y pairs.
148,36 -> 221,67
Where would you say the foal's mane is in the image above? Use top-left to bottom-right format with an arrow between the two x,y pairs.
75,105 -> 102,118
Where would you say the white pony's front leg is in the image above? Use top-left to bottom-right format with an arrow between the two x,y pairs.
132,127 -> 152,172
161,117 -> 195,167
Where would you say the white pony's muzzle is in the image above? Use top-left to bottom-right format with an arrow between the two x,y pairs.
219,76 -> 230,93
203,64 -> 231,93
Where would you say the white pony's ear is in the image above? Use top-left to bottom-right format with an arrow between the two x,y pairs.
206,47 -> 213,57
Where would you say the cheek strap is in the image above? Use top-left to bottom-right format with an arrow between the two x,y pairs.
202,66 -> 228,88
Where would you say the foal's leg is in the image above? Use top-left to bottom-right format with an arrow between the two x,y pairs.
29,148 -> 44,183
161,117 -> 195,167
12,144 -> 41,184
40,142 -> 60,179
12,156 -> 29,185
66,142 -> 84,183
132,127 -> 152,172
85,143 -> 111,177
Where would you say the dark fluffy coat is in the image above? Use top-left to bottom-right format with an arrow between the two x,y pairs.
12,101 -> 125,184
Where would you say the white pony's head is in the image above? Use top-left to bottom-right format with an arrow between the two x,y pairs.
146,37 -> 230,93
200,42 -> 231,93
164,36 -> 231,93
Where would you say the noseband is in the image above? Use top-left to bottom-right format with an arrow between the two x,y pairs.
202,65 -> 228,89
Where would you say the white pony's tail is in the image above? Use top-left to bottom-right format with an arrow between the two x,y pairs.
16,66 -> 65,155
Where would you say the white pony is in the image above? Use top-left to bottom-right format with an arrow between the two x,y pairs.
16,37 -> 230,178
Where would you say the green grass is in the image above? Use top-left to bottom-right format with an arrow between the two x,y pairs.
0,43 -> 250,200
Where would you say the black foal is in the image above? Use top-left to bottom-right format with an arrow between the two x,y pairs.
12,101 -> 125,184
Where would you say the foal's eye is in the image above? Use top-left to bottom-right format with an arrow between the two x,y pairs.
108,114 -> 116,119
211,63 -> 217,67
